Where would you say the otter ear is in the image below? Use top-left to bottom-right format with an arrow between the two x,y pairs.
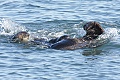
94,22 -> 104,35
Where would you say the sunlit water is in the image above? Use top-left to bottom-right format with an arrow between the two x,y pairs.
0,0 -> 120,80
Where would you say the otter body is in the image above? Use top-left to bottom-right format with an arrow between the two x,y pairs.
50,21 -> 104,50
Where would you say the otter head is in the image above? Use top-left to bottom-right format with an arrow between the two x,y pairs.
11,31 -> 30,43
83,21 -> 104,40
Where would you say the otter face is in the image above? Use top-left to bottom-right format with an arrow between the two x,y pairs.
83,21 -> 104,35
83,21 -> 104,40
11,31 -> 29,43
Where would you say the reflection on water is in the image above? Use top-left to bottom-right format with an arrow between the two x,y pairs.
82,48 -> 103,56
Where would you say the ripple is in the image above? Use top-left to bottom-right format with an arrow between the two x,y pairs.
0,0 -> 120,80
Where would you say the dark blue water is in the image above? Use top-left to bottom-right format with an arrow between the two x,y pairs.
0,0 -> 120,80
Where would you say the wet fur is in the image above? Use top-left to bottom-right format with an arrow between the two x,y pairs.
51,21 -> 104,50
11,31 -> 29,43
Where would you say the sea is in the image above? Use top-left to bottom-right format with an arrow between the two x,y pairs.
0,0 -> 120,80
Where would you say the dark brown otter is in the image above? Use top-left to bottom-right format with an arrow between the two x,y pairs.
83,21 -> 104,40
50,21 -> 104,50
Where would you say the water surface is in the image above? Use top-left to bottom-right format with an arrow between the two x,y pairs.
0,0 -> 120,80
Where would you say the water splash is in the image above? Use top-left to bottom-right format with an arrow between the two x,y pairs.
36,22 -> 119,48
100,28 -> 119,40
89,27 -> 119,48
0,18 -> 27,36
0,18 -> 119,49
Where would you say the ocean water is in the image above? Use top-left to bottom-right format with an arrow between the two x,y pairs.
0,0 -> 120,80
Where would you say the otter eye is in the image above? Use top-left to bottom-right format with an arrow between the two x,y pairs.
23,34 -> 29,38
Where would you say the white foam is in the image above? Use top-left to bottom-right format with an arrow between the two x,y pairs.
89,27 -> 120,48
98,28 -> 119,41
0,18 -> 27,36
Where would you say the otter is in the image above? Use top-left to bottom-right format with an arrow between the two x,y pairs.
50,21 -> 104,50
10,31 -> 29,43
10,21 -> 104,50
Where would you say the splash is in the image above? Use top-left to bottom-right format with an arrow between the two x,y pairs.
89,27 -> 119,48
35,22 -> 119,48
0,18 -> 119,49
99,28 -> 119,40
0,18 -> 27,36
